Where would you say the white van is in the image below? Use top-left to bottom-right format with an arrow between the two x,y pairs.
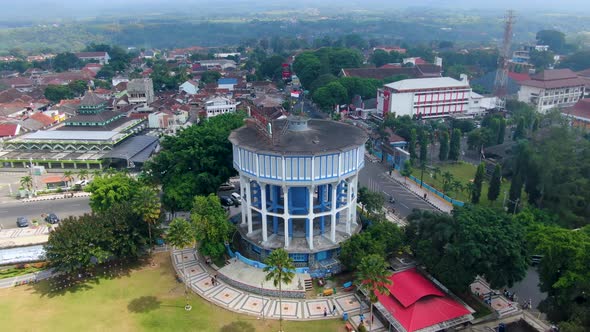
231,192 -> 242,204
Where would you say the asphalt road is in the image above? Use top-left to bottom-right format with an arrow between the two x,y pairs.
359,156 -> 438,218
0,196 -> 91,229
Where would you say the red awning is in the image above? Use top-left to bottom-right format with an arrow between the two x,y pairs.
376,268 -> 471,332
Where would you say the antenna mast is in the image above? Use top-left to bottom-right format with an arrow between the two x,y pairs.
493,10 -> 515,110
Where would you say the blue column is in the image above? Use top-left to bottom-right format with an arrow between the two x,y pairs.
272,185 -> 279,234
288,218 -> 293,237
305,218 -> 309,238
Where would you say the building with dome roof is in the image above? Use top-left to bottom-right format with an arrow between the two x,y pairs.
229,113 -> 368,272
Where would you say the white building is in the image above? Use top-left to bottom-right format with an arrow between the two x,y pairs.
74,52 -> 110,65
517,69 -> 586,113
179,80 -> 199,95
377,76 -> 493,118
204,96 -> 237,119
197,59 -> 237,71
127,78 -> 155,105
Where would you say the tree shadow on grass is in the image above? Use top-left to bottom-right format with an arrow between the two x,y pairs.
31,257 -> 148,299
127,296 -> 161,313
219,321 -> 256,332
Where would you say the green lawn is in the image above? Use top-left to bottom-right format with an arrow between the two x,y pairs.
0,253 -> 345,332
411,162 -> 510,207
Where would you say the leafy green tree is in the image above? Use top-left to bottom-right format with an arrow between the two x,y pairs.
448,129 -> 461,161
419,130 -> 428,165
44,85 -> 74,103
557,50 -> 590,71
356,254 -> 392,332
536,30 -> 566,52
400,160 -> 413,183
77,169 -> 89,181
52,52 -> 82,72
406,207 -> 528,292
67,80 -> 88,97
86,172 -> 140,212
527,224 -> 590,329
292,52 -> 322,88
471,163 -> 485,204
263,249 -> 295,332
439,131 -> 449,161
191,194 -> 233,259
259,55 -> 284,80
96,65 -> 115,80
166,217 -> 195,308
497,117 -> 506,144
513,117 -> 526,140
529,50 -> 555,69
145,113 -> 245,211
408,128 -> 417,164
45,214 -> 112,273
44,203 -> 149,274
357,187 -> 385,215
488,164 -> 502,203
200,70 -> 222,84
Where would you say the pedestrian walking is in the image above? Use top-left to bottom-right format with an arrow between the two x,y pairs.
211,276 -> 215,286
423,192 -> 427,200
332,304 -> 337,315
323,307 -> 327,317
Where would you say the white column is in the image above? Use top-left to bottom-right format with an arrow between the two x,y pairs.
247,180 -> 253,234
240,175 -> 247,225
351,174 -> 358,225
346,178 -> 353,235
330,183 -> 337,243
283,185 -> 290,248
308,185 -> 315,250
261,183 -> 268,242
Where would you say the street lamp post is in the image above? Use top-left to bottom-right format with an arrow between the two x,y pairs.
419,162 -> 425,188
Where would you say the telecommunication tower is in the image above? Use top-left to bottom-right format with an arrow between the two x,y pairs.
493,10 -> 515,109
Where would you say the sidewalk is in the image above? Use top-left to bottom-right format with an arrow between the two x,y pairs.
171,248 -> 370,322
20,192 -> 90,203
0,225 -> 52,248
389,171 -> 454,214
0,268 -> 55,289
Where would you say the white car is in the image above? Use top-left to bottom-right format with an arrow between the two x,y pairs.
231,192 -> 242,204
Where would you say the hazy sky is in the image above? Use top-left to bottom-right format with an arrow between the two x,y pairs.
2,0 -> 590,20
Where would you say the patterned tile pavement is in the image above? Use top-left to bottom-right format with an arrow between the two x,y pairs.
171,249 -> 374,322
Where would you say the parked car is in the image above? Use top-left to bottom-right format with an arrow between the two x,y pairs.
220,196 -> 234,207
16,217 -> 29,228
45,213 -> 60,224
230,192 -> 242,204
219,182 -> 236,191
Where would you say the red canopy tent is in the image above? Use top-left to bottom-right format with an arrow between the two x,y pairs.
375,268 -> 471,332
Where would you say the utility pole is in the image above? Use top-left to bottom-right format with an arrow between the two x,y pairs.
493,10 -> 515,110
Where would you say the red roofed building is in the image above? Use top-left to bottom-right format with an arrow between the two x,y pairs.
0,123 -> 20,137
507,72 -> 530,82
29,112 -> 55,127
374,268 -> 473,332
563,98 -> 590,129
517,69 -> 586,113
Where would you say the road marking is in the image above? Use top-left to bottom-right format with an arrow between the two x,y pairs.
398,201 -> 409,209
70,204 -> 80,207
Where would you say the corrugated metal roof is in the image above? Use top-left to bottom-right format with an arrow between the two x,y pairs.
20,130 -> 118,141
104,135 -> 159,163
385,77 -> 469,91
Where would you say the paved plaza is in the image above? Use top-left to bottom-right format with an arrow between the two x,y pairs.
172,248 -> 370,321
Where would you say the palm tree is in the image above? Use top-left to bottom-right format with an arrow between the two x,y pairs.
92,169 -> 102,179
78,169 -> 89,181
451,180 -> 463,197
356,254 -> 392,332
263,249 -> 295,332
167,217 -> 195,310
132,186 -> 161,253
441,171 -> 454,193
20,175 -> 33,192
62,170 -> 73,189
